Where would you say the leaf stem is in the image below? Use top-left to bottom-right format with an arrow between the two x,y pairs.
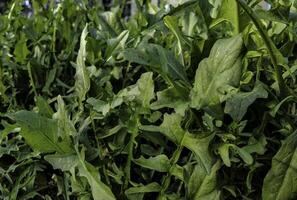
123,115 -> 140,191
123,132 -> 136,188
27,62 -> 37,97
157,141 -> 185,199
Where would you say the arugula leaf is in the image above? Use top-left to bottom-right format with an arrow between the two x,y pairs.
262,131 -> 297,200
224,82 -> 268,121
105,30 -> 129,62
150,87 -> 189,116
125,182 -> 161,200
75,24 -> 90,105
133,155 -> 184,180
7,111 -> 73,154
190,35 -> 243,117
123,43 -> 190,87
141,113 -> 214,174
186,161 -> 221,200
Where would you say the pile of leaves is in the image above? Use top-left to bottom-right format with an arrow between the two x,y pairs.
0,0 -> 296,199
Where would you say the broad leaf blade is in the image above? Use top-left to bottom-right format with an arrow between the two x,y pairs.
123,43 -> 190,87
262,131 -> 297,200
190,35 -> 243,116
7,111 -> 73,154
224,82 -> 268,121
77,149 -> 116,200
187,161 -> 221,200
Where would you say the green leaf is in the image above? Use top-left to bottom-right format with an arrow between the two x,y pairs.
13,34 -> 30,63
134,155 -> 169,172
211,0 -> 239,35
45,151 -> 116,200
53,95 -> 77,138
105,30 -> 129,62
242,135 -> 267,155
209,0 -> 224,18
224,82 -> 268,121
150,87 -> 189,116
10,166 -> 35,200
123,43 -> 190,87
164,15 -> 191,65
135,72 -> 155,108
125,182 -> 161,200
35,96 -> 54,118
77,149 -> 116,200
186,161 -> 221,200
45,153 -> 78,172
133,155 -> 184,180
190,35 -> 243,116
141,113 -> 214,174
269,95 -> 294,117
87,98 -> 111,116
218,143 -> 253,166
262,131 -> 297,200
75,24 -> 90,104
7,111 -> 73,154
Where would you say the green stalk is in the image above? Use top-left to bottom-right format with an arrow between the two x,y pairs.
27,62 -> 37,97
123,131 -> 137,189
233,0 -> 240,35
236,0 -> 289,97
123,115 -> 140,190
157,145 -> 184,200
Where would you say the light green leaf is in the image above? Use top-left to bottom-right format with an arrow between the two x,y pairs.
87,98 -> 111,116
151,87 -> 189,116
133,155 -> 184,180
75,24 -> 90,104
7,111 -> 73,154
224,82 -> 268,121
125,182 -> 161,200
190,35 -> 243,116
10,166 -> 35,200
164,15 -> 191,65
242,135 -> 267,155
209,0 -> 224,18
218,143 -> 253,166
13,34 -> 30,63
135,72 -> 154,108
262,131 -> 297,200
53,95 -> 77,138
35,96 -> 54,118
269,95 -> 294,117
141,113 -> 214,174
218,144 -> 232,167
45,151 -> 116,200
187,161 -> 221,200
134,155 -> 169,172
45,153 -> 78,172
211,0 -> 239,35
77,149 -> 116,200
0,121 -> 20,143
105,30 -> 129,62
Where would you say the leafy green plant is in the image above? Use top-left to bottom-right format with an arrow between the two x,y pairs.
0,0 -> 296,200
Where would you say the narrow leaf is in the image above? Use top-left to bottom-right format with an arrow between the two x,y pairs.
75,24 -> 90,103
